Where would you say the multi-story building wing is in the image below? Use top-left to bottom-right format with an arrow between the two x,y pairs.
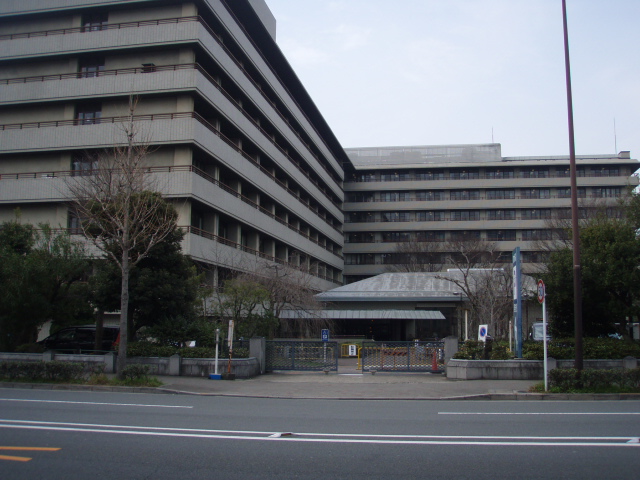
0,0 -> 346,289
343,144 -> 639,282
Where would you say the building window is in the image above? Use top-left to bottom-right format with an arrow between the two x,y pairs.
415,170 -> 445,181
346,193 -> 373,203
521,230 -> 553,241
486,190 -> 515,200
450,190 -> 480,201
78,58 -> 105,78
346,212 -> 373,223
593,167 -> 619,177
593,187 -> 621,198
345,254 -> 375,265
76,104 -> 102,124
382,232 -> 411,243
71,154 -> 98,175
485,169 -> 514,179
345,233 -> 375,243
416,211 -> 444,222
521,189 -> 550,199
450,211 -> 480,221
521,209 -> 552,220
487,210 -> 516,220
487,230 -> 516,241
450,231 -> 481,241
520,168 -> 549,179
416,231 -> 445,242
381,212 -> 409,222
416,191 -> 443,201
449,170 -> 479,180
380,192 -> 408,202
82,13 -> 108,32
558,188 -> 586,199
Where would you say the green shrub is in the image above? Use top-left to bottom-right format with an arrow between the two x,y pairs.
126,341 -> 250,359
453,340 -> 512,360
452,340 -> 484,359
127,342 -> 178,358
523,338 -> 640,360
121,364 -> 151,380
490,342 -> 513,360
0,361 -> 86,382
548,367 -> 640,393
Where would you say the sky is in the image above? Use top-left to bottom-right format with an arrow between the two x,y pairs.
265,0 -> 639,160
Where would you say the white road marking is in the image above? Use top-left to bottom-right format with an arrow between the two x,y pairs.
0,398 -> 192,408
439,412 -> 640,415
0,420 -> 638,447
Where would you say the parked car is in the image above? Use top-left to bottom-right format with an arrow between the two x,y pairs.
38,325 -> 119,352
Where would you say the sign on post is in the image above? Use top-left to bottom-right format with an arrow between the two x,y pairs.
478,324 -> 489,342
512,247 -> 523,357
538,279 -> 549,392
321,329 -> 330,342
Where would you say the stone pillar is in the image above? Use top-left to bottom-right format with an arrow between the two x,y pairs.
622,356 -> 637,369
250,337 -> 266,374
169,354 -> 182,376
103,352 -> 116,374
443,335 -> 459,363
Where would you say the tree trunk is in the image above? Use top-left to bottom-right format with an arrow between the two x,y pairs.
116,252 -> 130,379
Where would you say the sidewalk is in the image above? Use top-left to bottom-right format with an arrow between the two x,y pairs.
155,371 -> 540,400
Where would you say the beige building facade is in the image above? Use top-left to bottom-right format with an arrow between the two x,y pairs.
343,144 -> 639,282
0,0 -> 347,290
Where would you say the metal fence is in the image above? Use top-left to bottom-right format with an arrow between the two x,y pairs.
360,341 -> 445,373
266,341 -> 338,372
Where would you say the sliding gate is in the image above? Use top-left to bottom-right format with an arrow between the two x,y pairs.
265,340 -> 339,372
360,341 -> 445,373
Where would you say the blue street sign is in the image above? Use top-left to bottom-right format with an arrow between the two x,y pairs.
321,329 -> 330,342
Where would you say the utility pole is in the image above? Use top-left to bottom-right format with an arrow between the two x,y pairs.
561,0 -> 583,371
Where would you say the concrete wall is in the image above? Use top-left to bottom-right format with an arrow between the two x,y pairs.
0,352 -> 261,378
446,357 -> 640,380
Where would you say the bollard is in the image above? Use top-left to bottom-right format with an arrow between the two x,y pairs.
431,350 -> 439,373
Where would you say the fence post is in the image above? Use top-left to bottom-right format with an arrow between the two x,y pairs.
250,337 -> 266,374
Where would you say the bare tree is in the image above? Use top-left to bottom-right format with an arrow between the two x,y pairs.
386,239 -> 445,273
437,236 -> 512,338
66,97 -> 177,378
253,254 -> 332,338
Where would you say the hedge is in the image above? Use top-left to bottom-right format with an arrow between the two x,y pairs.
523,338 -> 640,360
549,368 -> 640,393
0,361 -> 104,382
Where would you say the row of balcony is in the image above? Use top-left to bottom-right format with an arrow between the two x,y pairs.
0,14 -> 344,190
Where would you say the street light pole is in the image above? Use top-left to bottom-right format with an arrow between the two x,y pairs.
561,0 -> 583,371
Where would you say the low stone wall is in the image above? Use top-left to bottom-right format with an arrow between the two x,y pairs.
0,352 -> 261,378
446,357 -> 639,380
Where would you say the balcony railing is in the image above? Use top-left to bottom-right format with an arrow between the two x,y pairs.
0,164 -> 343,259
0,111 -> 343,234
184,226 -> 341,284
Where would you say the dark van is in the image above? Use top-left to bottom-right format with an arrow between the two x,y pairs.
38,325 -> 119,352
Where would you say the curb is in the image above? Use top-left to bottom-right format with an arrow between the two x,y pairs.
2,382 -> 639,400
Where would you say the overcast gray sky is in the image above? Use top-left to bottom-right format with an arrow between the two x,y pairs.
265,0 -> 639,160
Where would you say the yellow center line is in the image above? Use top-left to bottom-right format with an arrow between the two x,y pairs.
0,454 -> 32,462
0,447 -> 61,451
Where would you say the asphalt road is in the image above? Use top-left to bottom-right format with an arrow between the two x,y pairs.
0,389 -> 638,479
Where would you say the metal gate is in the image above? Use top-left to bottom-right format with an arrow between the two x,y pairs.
360,341 -> 444,373
265,341 -> 338,372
